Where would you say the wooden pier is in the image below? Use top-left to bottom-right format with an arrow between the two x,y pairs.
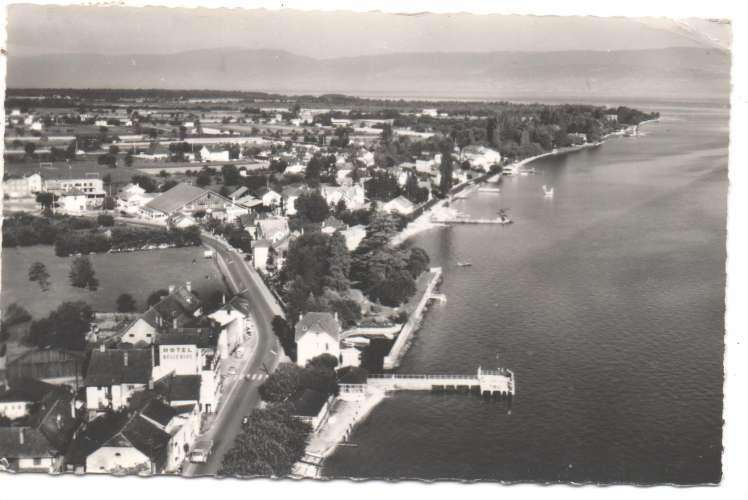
430,216 -> 511,225
367,367 -> 515,398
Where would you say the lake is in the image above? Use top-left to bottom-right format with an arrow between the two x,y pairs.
324,101 -> 729,484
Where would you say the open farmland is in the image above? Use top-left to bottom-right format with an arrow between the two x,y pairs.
1,244 -> 227,320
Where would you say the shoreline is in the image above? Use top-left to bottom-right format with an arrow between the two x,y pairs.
299,118 -> 662,478
293,388 -> 387,479
390,136 -> 611,246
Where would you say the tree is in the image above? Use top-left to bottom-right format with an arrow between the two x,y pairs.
131,174 -> 158,192
227,228 -> 253,254
28,261 -> 51,291
24,142 -> 36,156
196,171 -> 212,187
259,363 -> 302,403
36,192 -> 55,212
439,141 -> 455,195
97,214 -> 115,227
324,232 -> 350,292
3,303 -> 32,327
219,405 -> 311,478
222,164 -> 240,186
147,289 -> 169,307
407,247 -> 431,278
271,316 -> 296,360
294,190 -> 329,224
69,256 -> 98,290
116,293 -> 137,313
27,301 -> 92,350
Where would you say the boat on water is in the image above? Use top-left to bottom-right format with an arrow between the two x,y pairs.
478,186 -> 501,193
457,261 -> 473,267
542,185 -> 555,198
497,209 -> 513,224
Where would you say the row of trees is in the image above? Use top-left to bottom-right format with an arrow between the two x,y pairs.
53,225 -> 201,257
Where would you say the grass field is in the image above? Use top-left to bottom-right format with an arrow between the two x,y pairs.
1,245 -> 227,320
4,159 -> 141,186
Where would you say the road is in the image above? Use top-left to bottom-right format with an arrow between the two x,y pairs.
181,232 -> 284,477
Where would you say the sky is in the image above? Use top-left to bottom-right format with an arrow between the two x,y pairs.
7,4 -> 731,58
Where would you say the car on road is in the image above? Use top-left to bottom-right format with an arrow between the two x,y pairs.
227,366 -> 237,376
189,438 -> 214,463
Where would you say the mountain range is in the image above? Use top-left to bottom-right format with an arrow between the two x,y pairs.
7,47 -> 730,100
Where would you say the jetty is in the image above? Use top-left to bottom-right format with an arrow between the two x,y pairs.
431,215 -> 511,224
367,366 -> 515,398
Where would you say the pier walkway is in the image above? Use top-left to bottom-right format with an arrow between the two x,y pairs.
367,367 -> 515,397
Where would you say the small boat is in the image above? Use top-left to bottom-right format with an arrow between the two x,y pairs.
497,209 -> 513,224
542,185 -> 554,199
457,261 -> 473,267
477,186 -> 501,193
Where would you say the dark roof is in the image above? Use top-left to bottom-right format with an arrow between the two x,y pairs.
6,349 -> 85,383
64,412 -> 130,467
140,399 -> 177,428
120,415 -> 170,467
84,348 -> 152,386
156,325 -> 218,348
144,183 -> 209,214
294,312 -> 341,342
152,285 -> 202,321
154,374 -> 201,404
229,186 -> 248,199
290,389 -> 328,418
0,427 -> 54,459
0,378 -> 60,403
30,391 -> 79,451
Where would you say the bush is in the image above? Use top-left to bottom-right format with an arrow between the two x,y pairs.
97,214 -> 115,227
116,293 -> 137,313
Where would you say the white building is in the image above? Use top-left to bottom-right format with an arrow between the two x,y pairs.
3,173 -> 43,199
461,145 -> 502,172
295,312 -> 342,367
382,195 -> 416,216
84,347 -> 153,416
199,146 -> 230,162
320,183 -> 366,211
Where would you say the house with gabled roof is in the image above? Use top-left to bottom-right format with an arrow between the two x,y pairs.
295,312 -> 342,367
120,283 -> 203,346
382,195 -> 416,216
207,296 -> 254,359
4,349 -> 85,386
84,346 -> 153,416
0,388 -> 80,472
141,182 -> 247,222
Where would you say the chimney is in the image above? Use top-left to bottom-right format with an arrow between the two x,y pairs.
173,317 -> 178,330
123,352 -> 128,367
222,293 -> 226,305
168,285 -> 175,294
99,344 -> 105,353
19,428 -> 24,445
334,312 -> 339,324
56,414 -> 62,430
70,398 -> 76,418
186,281 -> 192,292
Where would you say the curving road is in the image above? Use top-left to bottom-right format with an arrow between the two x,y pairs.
182,232 -> 284,477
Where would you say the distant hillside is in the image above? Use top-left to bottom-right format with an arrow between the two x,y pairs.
8,47 -> 730,100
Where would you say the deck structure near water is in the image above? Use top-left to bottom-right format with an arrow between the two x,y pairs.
367,367 -> 515,397
430,216 -> 512,224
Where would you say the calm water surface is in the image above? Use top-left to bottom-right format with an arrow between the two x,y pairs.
325,102 -> 728,484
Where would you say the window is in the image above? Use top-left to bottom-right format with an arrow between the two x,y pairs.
33,458 -> 42,465
115,453 -> 121,457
